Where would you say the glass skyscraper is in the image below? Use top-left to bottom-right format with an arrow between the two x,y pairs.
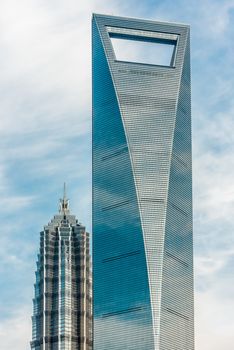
92,14 -> 194,350
31,187 -> 92,350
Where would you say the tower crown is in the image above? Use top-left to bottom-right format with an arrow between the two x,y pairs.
59,183 -> 70,216
31,186 -> 92,350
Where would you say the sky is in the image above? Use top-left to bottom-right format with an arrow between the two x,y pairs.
0,0 -> 233,349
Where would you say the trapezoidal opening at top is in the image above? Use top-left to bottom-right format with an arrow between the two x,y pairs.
107,26 -> 178,67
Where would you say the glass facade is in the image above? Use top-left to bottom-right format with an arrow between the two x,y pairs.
92,14 -> 194,350
31,191 -> 92,350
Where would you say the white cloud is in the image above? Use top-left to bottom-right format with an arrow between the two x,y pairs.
1,194 -> 35,212
195,289 -> 234,350
0,306 -> 31,350
0,0 -> 233,349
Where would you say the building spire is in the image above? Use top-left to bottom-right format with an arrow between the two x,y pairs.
63,182 -> 67,200
59,182 -> 70,216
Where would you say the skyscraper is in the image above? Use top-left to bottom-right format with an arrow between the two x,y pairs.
92,14 -> 194,350
31,186 -> 92,350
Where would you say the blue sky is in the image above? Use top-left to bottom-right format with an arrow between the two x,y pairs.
0,0 -> 234,348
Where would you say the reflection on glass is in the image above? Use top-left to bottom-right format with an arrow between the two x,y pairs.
93,14 -> 193,350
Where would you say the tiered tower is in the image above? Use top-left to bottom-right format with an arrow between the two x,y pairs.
31,185 -> 92,350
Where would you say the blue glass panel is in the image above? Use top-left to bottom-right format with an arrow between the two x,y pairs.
92,18 -> 154,350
